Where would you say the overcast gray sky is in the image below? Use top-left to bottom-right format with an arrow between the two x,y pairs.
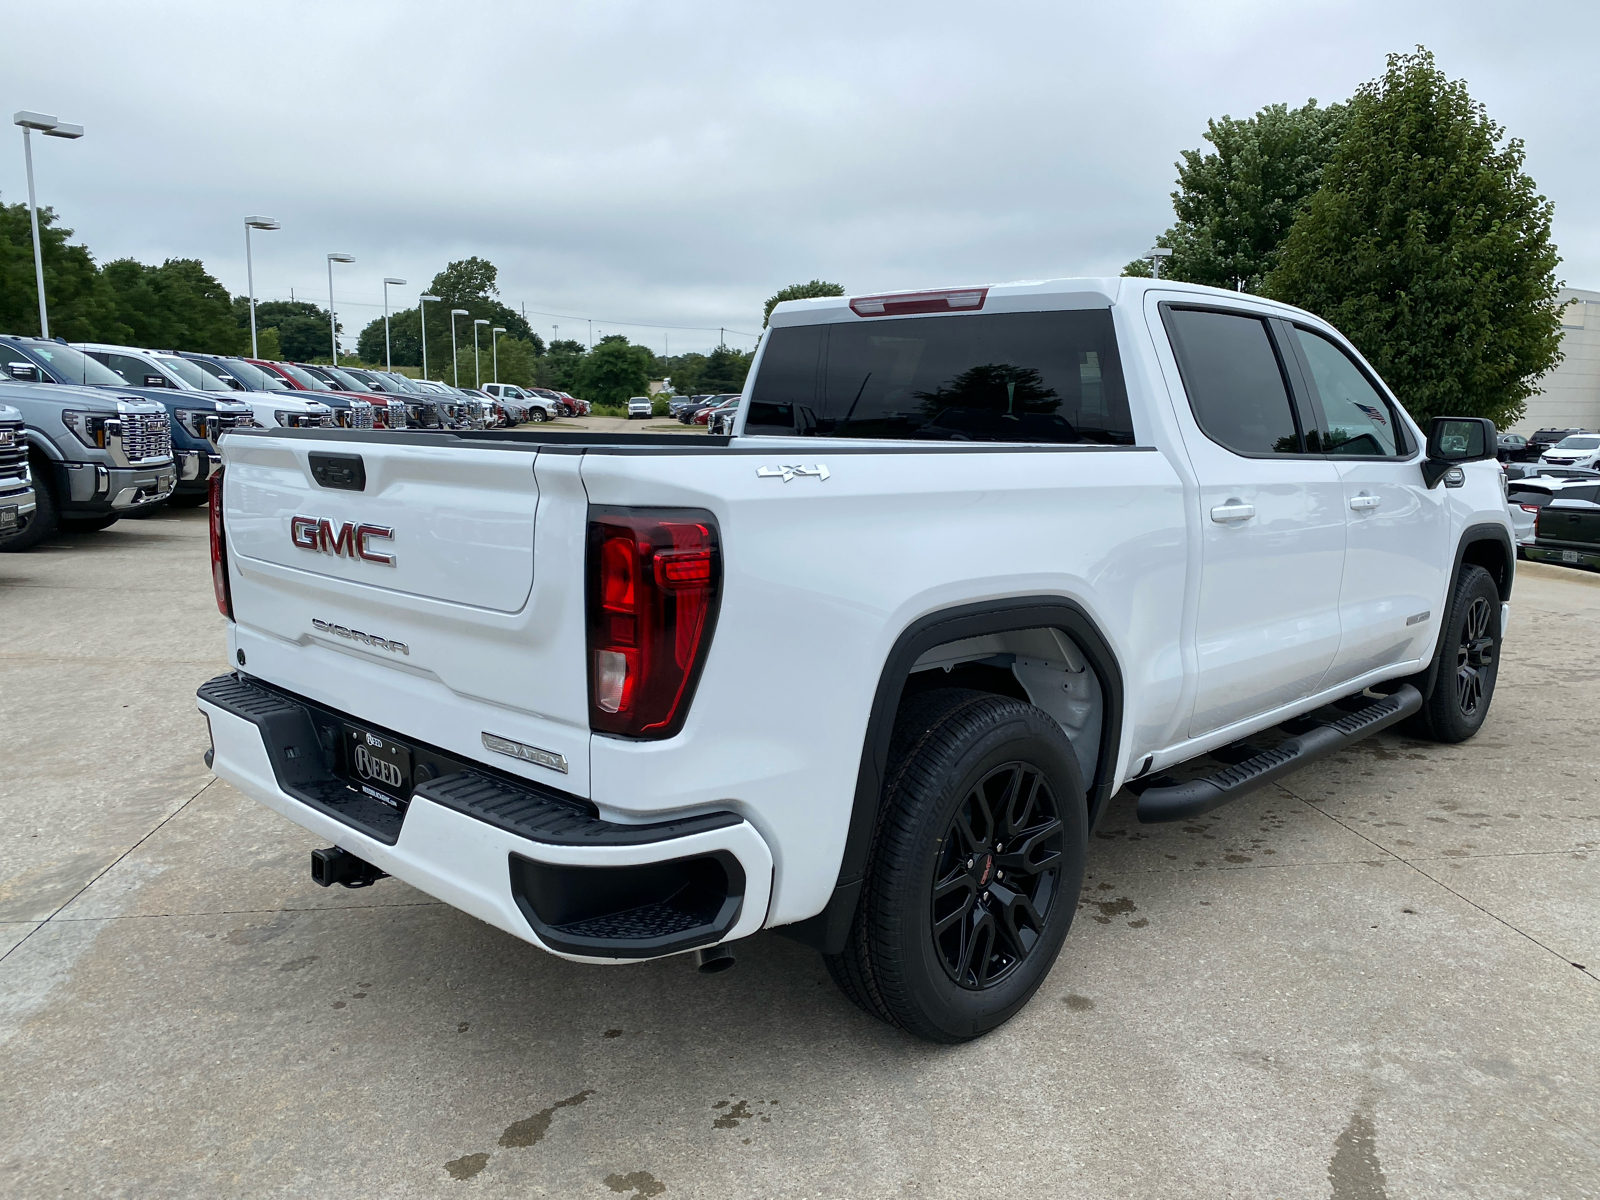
6,0 -> 1596,355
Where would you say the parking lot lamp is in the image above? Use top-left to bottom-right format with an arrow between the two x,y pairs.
473,318 -> 489,386
14,110 -> 84,339
450,309 -> 468,386
1144,246 -> 1173,280
326,253 -> 355,362
243,217 -> 280,358
419,293 -> 440,378
382,277 -> 406,371
491,326 -> 505,383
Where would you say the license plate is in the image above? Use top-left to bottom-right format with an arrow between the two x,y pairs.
1563,550 -> 1582,563
0,507 -> 15,530
345,726 -> 412,800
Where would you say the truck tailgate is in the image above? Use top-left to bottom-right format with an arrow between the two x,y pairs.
221,433 -> 593,795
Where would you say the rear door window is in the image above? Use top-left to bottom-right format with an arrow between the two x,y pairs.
1161,307 -> 1303,456
1291,327 -> 1407,457
746,310 -> 1133,444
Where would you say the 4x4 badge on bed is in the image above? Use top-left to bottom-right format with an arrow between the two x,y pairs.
756,464 -> 830,482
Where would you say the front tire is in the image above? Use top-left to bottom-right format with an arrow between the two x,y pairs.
1410,564 -> 1501,743
0,464 -> 57,552
825,688 -> 1088,1042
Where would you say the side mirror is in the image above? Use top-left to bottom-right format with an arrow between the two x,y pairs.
7,361 -> 40,381
1423,416 -> 1497,488
143,374 -> 169,388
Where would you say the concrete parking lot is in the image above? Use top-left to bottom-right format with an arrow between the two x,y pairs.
2,507 -> 1597,1199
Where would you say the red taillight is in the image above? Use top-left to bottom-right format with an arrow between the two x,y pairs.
587,509 -> 721,739
209,469 -> 232,620
849,286 -> 988,317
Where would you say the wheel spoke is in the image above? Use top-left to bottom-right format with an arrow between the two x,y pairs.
932,759 -> 1066,991
996,818 -> 1063,877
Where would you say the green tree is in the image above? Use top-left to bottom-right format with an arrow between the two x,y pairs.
255,327 -> 283,360
764,279 -> 845,326
661,351 -> 706,395
538,338 -> 588,391
575,336 -> 651,405
697,344 -> 754,393
0,200 -> 124,340
103,258 -> 243,354
1123,100 -> 1347,291
233,298 -> 334,361
1265,48 -> 1563,428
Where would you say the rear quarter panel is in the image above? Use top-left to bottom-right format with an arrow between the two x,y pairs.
581,443 -> 1187,925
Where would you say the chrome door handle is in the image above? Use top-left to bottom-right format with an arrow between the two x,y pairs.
1210,500 -> 1256,523
1349,493 -> 1382,512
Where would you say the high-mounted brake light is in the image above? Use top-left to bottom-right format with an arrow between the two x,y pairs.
849,287 -> 989,317
587,509 -> 721,739
209,469 -> 232,620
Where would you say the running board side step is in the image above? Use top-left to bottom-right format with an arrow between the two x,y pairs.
1135,685 -> 1423,823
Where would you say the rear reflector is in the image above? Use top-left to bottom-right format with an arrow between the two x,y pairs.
209,469 -> 232,620
850,287 -> 989,317
587,509 -> 721,739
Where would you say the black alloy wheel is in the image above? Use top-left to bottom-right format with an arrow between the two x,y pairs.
825,688 -> 1087,1042
1410,563 -> 1501,743
931,762 -> 1063,990
1455,595 -> 1496,718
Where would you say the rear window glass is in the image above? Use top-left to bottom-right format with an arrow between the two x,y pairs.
1162,307 -> 1302,456
745,310 -> 1134,444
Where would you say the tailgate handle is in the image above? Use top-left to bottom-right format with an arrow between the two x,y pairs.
309,452 -> 366,492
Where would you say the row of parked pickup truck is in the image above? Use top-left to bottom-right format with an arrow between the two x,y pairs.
0,334 -> 586,550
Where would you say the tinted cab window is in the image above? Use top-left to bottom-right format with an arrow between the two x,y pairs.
746,309 -> 1133,444
1161,307 -> 1303,455
1290,328 -> 1408,457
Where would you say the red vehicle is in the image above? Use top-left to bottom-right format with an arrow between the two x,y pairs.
693,395 -> 740,426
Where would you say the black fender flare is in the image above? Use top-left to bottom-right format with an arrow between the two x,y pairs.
1388,522 -> 1514,703
781,595 -> 1125,954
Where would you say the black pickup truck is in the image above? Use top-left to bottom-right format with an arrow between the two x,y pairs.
1525,493 -> 1600,570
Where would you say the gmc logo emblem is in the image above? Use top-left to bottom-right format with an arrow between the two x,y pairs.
290,515 -> 395,565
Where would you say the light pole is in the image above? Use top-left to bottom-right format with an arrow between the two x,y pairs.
450,309 -> 468,386
587,319 -> 592,349
382,277 -> 406,371
13,110 -> 84,339
419,293 -> 440,378
491,326 -> 505,383
244,216 -> 280,358
1144,247 -> 1173,280
327,253 -> 355,362
473,319 -> 490,387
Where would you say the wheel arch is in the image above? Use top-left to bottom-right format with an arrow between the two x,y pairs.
782,595 -> 1125,954
1390,522 -> 1514,704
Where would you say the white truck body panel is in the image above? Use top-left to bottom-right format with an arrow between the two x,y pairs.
203,276 -> 1515,961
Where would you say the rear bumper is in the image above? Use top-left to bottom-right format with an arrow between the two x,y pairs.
1525,544 -> 1600,569
196,674 -> 773,963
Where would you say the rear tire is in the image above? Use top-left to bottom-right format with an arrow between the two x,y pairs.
0,462 -> 57,552
824,688 -> 1088,1042
1409,564 -> 1501,743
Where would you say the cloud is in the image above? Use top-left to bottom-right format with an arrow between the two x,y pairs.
6,0 -> 1595,354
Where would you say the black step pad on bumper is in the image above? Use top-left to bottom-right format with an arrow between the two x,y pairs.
414,771 -> 741,845
198,673 -> 740,849
1135,685 -> 1423,823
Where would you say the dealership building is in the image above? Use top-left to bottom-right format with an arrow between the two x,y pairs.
1511,287 -> 1600,434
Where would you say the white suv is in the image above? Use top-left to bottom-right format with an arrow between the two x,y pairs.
1539,433 -> 1600,469
626,396 -> 653,419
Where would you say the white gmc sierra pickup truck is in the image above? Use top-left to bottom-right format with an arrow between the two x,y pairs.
197,277 -> 1514,1042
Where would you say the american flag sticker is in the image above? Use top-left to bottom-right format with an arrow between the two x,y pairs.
1353,402 -> 1388,427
